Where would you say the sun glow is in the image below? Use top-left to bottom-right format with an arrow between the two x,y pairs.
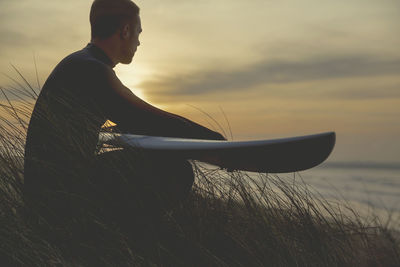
130,87 -> 147,101
115,64 -> 151,102
114,65 -> 174,110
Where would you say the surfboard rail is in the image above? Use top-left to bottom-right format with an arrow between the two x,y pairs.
98,131 -> 336,173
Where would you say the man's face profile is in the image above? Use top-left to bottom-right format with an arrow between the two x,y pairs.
120,15 -> 142,64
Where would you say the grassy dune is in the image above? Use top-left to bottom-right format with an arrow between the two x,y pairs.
0,72 -> 399,266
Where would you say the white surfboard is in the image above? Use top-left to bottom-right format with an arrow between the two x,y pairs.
98,132 -> 335,173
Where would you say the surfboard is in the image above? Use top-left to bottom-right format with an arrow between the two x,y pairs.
98,131 -> 335,173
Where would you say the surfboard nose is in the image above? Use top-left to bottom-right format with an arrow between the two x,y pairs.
219,131 -> 336,173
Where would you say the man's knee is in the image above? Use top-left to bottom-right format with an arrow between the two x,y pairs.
171,159 -> 194,192
94,150 -> 195,207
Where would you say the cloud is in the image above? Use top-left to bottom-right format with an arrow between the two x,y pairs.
0,0 -> 90,49
0,30 -> 28,47
139,55 -> 400,99
327,83 -> 400,100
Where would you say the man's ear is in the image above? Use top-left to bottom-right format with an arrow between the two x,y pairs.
121,24 -> 130,40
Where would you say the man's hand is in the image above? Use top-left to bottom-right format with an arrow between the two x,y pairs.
185,119 -> 227,141
210,131 -> 226,141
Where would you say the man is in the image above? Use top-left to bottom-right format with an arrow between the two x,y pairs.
24,0 -> 224,225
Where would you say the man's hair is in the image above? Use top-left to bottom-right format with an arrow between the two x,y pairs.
90,0 -> 140,40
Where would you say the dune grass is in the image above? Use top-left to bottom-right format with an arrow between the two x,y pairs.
0,70 -> 399,266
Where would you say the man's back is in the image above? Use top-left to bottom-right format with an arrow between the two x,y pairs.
24,43 -> 116,194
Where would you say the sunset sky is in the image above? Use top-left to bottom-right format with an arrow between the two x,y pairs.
1,0 -> 399,163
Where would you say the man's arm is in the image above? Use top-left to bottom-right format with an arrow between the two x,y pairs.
92,63 -> 225,140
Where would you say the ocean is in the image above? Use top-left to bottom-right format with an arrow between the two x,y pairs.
297,162 -> 400,229
198,160 -> 400,229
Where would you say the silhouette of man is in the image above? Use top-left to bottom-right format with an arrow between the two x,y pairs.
24,0 -> 224,225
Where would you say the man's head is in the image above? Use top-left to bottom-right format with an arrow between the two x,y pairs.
90,0 -> 142,64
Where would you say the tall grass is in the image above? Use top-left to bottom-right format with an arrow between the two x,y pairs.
0,69 -> 399,266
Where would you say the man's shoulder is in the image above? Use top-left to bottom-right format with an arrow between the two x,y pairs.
48,45 -> 112,80
39,45 -> 116,96
58,47 -> 112,73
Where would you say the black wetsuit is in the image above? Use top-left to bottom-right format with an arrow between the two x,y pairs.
24,43 -> 222,223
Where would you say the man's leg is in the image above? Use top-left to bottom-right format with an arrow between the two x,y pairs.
91,149 -> 194,221
24,159 -> 92,226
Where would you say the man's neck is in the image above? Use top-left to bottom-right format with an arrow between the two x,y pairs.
91,39 -> 119,67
